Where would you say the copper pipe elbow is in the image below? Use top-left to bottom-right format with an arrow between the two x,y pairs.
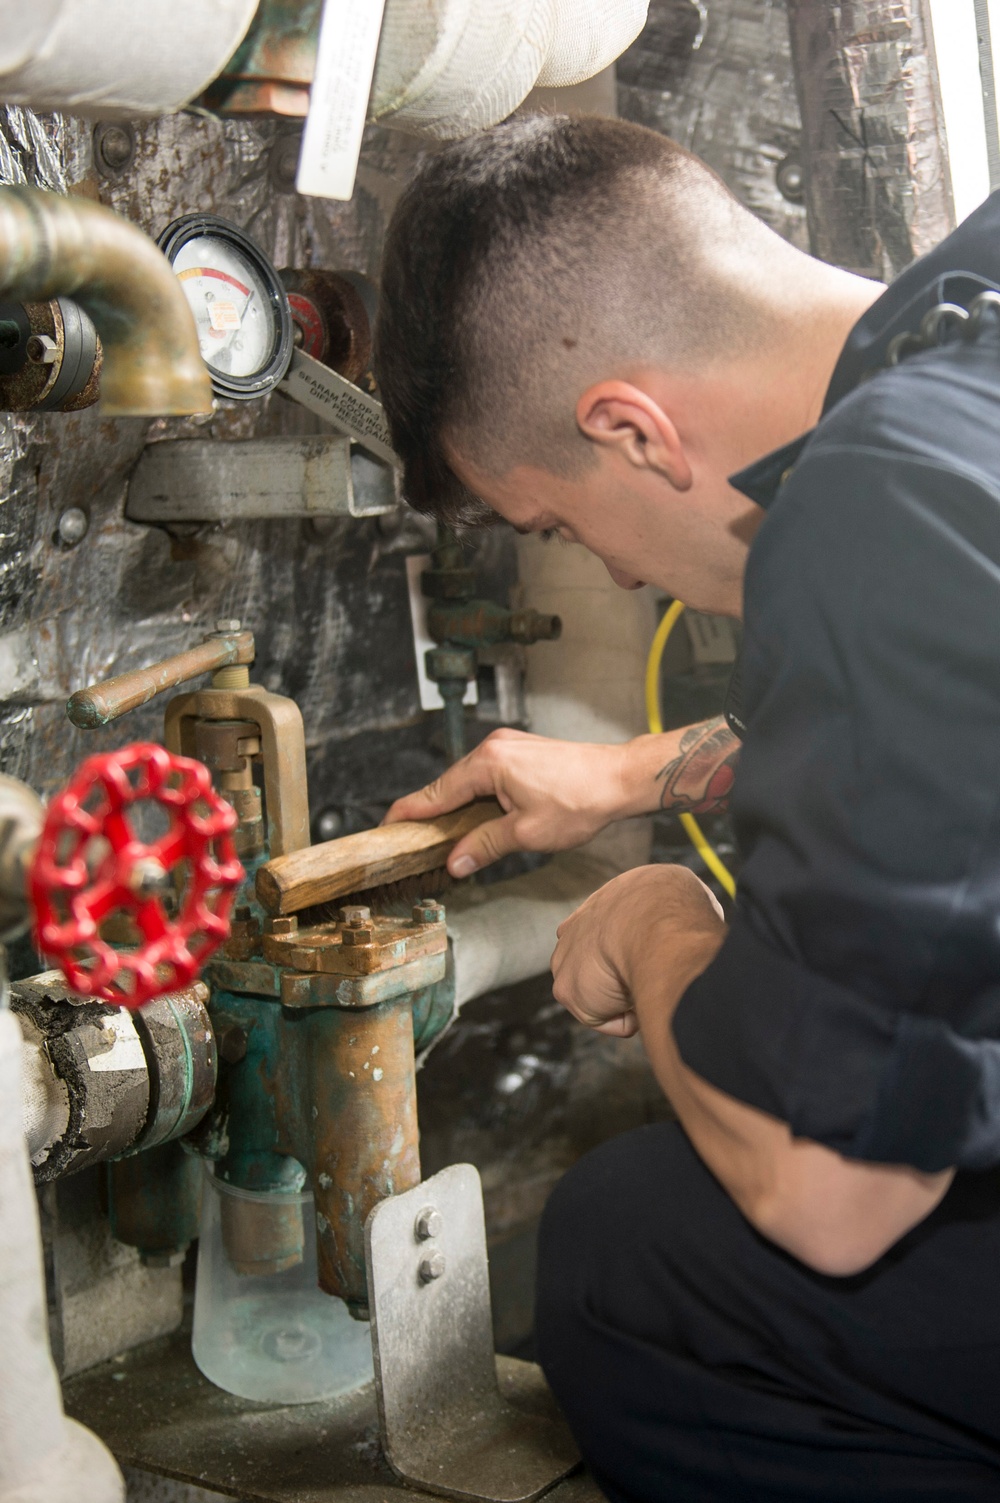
0,187 -> 213,416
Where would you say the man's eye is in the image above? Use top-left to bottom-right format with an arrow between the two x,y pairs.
539,528 -> 557,542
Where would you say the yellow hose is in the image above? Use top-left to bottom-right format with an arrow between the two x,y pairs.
645,601 -> 737,898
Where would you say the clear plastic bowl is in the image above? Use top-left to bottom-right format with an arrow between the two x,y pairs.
192,1169 -> 374,1403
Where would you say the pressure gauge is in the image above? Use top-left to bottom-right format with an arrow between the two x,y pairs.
158,214 -> 293,401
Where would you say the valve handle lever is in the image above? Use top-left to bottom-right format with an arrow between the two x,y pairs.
66,629 -> 255,729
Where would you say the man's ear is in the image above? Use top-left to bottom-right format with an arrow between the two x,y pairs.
576,380 -> 693,491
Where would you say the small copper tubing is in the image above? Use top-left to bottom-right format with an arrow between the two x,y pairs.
0,186 -> 213,416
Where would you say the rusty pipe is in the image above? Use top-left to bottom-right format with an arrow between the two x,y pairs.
0,187 -> 213,416
307,1001 -> 420,1315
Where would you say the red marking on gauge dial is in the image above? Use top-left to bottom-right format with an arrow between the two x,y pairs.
178,265 -> 251,297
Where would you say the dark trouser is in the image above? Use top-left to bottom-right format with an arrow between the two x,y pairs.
535,1122 -> 1000,1502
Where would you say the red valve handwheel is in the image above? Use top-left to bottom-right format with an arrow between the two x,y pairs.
31,742 -> 244,1010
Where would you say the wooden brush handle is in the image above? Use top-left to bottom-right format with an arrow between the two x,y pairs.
255,800 -> 503,916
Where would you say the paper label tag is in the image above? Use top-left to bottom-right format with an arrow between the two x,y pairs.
296,0 -> 387,202
88,1015 -> 146,1073
279,349 -> 400,467
208,301 -> 241,331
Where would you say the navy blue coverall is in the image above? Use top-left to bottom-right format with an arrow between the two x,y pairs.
537,192 -> 1000,1501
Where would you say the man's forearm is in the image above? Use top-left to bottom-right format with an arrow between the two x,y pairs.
617,717 -> 740,820
626,926 -> 953,1276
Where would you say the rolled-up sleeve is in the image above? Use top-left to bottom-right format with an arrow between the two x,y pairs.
673,372 -> 1000,1172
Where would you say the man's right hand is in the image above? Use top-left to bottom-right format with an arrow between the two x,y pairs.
383,718 -> 740,878
384,728 -> 631,877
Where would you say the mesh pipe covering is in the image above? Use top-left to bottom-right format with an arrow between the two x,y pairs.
0,0 -> 259,118
443,535 -> 655,1017
18,1022 -> 69,1164
0,1010 -> 123,1503
371,0 -> 648,138
537,0 -> 652,87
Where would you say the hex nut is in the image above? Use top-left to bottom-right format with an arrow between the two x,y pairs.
414,1206 -> 442,1241
215,618 -> 242,633
268,915 -> 298,935
412,900 -> 445,925
26,333 -> 57,365
340,905 -> 371,924
418,1251 -> 446,1282
342,921 -> 374,946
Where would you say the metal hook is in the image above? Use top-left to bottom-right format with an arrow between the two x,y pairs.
919,302 -> 970,347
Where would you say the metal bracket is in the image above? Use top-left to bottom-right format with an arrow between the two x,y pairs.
366,1164 -> 580,1503
126,434 -> 399,522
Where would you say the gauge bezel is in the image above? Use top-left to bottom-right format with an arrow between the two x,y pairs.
158,213 -> 293,401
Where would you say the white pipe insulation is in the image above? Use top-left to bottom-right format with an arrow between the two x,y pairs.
0,1009 -> 123,1503
445,535 -> 655,1013
0,1 -> 646,139
371,0 -> 649,138
0,0 -> 258,117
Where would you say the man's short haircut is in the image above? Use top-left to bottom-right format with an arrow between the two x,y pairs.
374,115 -> 768,526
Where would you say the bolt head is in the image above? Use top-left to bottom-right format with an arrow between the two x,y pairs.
315,807 -> 344,842
412,900 -> 445,925
94,121 -> 137,177
776,154 -> 805,204
215,618 -> 242,633
269,132 -> 301,192
269,915 -> 298,935
418,1250 -> 446,1282
57,507 -> 89,547
26,333 -> 57,365
340,905 -> 371,924
414,1206 -> 442,1241
219,1024 -> 248,1064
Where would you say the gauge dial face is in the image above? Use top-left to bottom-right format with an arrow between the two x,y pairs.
174,235 -> 273,379
159,214 -> 293,401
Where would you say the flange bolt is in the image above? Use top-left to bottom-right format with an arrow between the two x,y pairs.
418,1251 -> 446,1282
414,1206 -> 442,1241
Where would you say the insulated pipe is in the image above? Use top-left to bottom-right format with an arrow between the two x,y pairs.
0,0 -> 258,118
370,0 -> 649,139
0,1010 -> 124,1503
443,537 -> 655,1014
0,189 -> 213,417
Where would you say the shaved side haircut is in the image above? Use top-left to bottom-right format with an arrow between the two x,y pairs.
375,115 -> 778,525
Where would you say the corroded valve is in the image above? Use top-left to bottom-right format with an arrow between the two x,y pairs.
421,526 -> 562,763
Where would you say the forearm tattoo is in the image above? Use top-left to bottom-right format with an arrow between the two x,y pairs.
655,715 -> 741,814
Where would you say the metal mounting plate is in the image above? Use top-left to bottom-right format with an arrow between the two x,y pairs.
366,1164 -> 580,1503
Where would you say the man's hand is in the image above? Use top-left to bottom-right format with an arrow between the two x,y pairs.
384,720 -> 740,878
384,729 -> 632,877
551,865 -> 725,1038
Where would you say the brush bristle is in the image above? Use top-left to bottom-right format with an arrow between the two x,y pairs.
303,864 -> 455,926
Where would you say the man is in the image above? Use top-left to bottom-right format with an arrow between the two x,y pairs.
375,116 -> 1000,1499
